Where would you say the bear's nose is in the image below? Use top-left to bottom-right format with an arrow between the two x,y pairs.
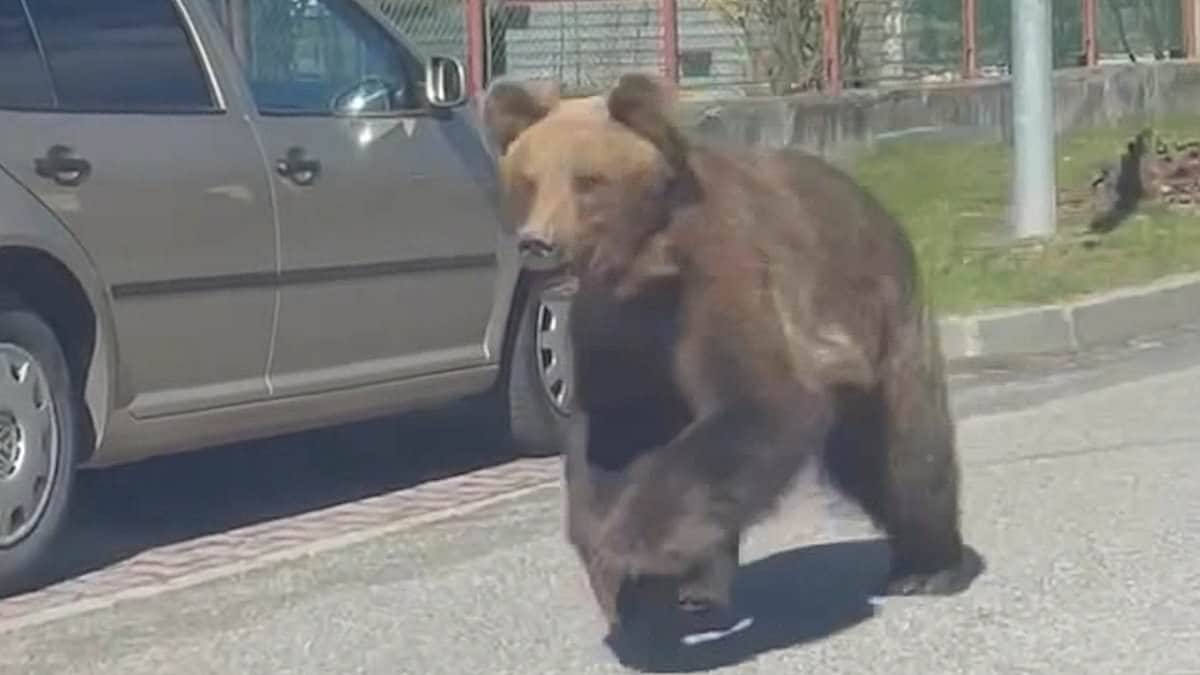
517,234 -> 555,258
516,233 -> 567,272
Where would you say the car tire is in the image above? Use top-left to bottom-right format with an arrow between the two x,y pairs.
503,274 -> 575,458
0,297 -> 80,597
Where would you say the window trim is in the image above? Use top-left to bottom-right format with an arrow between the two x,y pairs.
9,0 -> 229,116
173,0 -> 228,112
19,0 -> 57,107
0,0 -> 58,112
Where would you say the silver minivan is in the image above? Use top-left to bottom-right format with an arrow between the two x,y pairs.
0,0 -> 575,595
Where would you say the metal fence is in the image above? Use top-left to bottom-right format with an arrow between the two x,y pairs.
372,0 -> 1200,97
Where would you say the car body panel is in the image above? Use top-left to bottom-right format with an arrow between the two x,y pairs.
0,109 -> 280,421
92,362 -> 498,468
0,0 -> 529,469
0,170 -> 117,453
207,0 -> 508,398
250,113 -> 502,397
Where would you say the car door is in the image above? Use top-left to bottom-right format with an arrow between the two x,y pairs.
0,0 -> 277,418
210,0 -> 504,398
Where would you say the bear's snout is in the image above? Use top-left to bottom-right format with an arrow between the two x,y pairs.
517,233 -> 554,256
517,232 -> 567,272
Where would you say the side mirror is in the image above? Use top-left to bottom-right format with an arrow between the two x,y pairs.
425,55 -> 467,109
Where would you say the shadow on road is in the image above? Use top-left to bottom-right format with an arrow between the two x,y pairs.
606,539 -> 984,673
34,401 -> 520,592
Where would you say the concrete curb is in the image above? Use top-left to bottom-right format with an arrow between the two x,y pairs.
938,272 -> 1200,362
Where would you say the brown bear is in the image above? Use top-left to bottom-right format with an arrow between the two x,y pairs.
482,73 -> 980,644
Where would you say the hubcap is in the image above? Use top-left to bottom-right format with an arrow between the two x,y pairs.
534,297 -> 573,415
0,344 -> 58,548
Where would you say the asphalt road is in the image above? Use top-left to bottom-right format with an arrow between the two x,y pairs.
5,324 -> 1200,675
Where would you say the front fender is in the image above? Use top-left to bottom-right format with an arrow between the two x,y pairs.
0,169 -> 119,453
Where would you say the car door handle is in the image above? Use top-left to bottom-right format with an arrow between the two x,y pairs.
275,147 -> 321,186
34,145 -> 92,187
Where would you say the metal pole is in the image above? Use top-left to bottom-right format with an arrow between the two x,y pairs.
1010,0 -> 1056,239
1194,0 -> 1200,59
823,0 -> 842,95
465,0 -> 487,98
1185,0 -> 1200,60
1082,0 -> 1098,67
661,0 -> 679,82
960,0 -> 979,78
962,0 -> 977,79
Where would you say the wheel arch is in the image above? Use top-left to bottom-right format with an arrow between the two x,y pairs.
495,269 -> 537,375
0,185 -> 120,463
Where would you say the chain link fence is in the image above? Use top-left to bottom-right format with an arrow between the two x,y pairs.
375,0 -> 468,62
841,1 -> 962,87
1095,0 -> 1187,61
368,0 -> 1198,97
484,0 -> 668,94
964,0 -> 1188,74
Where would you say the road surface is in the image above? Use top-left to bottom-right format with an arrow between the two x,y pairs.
3,324 -> 1200,674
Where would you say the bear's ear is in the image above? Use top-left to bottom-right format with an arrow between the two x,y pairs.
607,73 -> 690,175
482,79 -> 561,154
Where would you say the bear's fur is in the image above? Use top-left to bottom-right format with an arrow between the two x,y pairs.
483,73 -> 980,634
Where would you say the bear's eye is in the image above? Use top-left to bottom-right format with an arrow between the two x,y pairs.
504,173 -> 537,204
573,172 -> 606,192
514,172 -> 537,193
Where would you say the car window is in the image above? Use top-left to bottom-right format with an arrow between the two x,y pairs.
0,0 -> 55,109
221,0 -> 418,115
26,0 -> 216,112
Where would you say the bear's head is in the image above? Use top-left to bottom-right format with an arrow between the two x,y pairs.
482,73 -> 696,284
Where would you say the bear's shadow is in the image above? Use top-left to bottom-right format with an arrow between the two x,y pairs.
604,538 -> 978,673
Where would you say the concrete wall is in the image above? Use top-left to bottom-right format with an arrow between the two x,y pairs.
678,62 -> 1200,160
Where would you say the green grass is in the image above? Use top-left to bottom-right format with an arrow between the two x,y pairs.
847,115 -> 1200,315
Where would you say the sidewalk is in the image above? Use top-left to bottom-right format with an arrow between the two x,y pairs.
938,272 -> 1200,362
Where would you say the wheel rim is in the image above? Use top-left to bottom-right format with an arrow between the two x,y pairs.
0,343 -> 59,548
534,297 -> 573,415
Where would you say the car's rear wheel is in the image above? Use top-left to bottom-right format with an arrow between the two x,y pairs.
0,298 -> 79,597
504,275 -> 575,458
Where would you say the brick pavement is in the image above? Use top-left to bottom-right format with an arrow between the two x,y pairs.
0,456 -> 562,630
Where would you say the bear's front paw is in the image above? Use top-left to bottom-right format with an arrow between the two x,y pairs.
582,545 -> 634,627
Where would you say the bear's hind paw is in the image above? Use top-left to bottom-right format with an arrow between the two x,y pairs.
884,546 -> 985,597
